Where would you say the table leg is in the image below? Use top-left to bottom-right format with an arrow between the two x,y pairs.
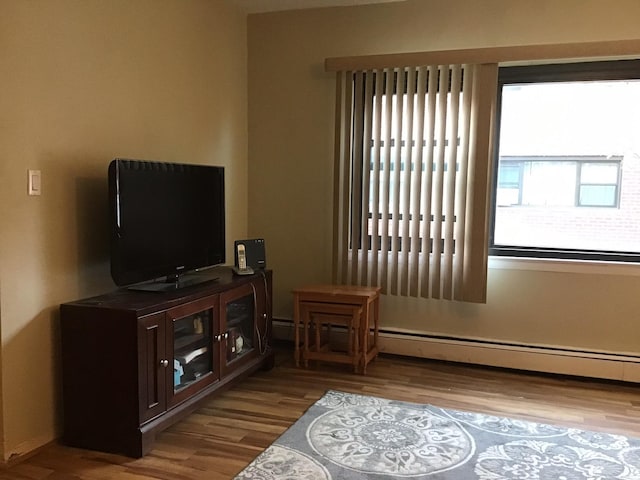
352,308 -> 360,373
303,308 -> 310,368
361,301 -> 369,374
293,294 -> 300,367
373,295 -> 379,355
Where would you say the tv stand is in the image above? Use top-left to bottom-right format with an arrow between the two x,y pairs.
60,267 -> 273,457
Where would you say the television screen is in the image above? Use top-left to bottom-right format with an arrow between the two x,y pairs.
108,159 -> 225,288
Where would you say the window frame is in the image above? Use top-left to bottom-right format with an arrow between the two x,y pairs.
489,59 -> 640,263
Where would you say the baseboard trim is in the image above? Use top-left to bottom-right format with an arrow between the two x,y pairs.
272,319 -> 640,382
1,436 -> 56,466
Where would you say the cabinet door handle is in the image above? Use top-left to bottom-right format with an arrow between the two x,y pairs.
160,359 -> 169,368
223,332 -> 229,339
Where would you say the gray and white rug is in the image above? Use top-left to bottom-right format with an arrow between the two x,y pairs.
234,390 -> 640,479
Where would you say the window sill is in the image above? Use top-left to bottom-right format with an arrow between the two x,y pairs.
488,255 -> 640,276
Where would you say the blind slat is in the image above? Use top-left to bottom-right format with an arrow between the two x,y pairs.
388,68 -> 405,295
420,65 -> 438,299
431,65 -> 450,299
333,71 -> 354,284
350,72 -> 365,285
453,64 -> 474,296
409,66 -> 427,297
459,63 -> 498,303
399,67 -> 416,296
379,69 -> 394,294
369,70 -> 384,287
360,72 -> 375,286
442,64 -> 462,300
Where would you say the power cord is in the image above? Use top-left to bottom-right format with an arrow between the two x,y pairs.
252,270 -> 270,356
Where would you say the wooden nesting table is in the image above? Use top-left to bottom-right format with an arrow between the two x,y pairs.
292,284 -> 381,374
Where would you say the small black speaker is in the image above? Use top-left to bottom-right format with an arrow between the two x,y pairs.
234,238 -> 266,270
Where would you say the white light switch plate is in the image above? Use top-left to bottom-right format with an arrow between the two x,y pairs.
28,170 -> 41,196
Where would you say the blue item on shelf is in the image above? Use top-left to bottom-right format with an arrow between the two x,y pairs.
174,359 -> 184,386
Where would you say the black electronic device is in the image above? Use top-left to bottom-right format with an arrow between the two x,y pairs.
234,238 -> 266,272
108,158 -> 225,289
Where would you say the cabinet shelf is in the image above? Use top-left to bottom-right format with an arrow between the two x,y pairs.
175,346 -> 208,365
227,315 -> 251,328
173,333 -> 206,351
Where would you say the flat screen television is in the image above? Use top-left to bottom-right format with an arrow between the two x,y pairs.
108,158 -> 225,290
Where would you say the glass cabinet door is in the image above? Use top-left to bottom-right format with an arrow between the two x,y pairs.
168,295 -> 219,407
223,283 -> 256,369
225,293 -> 254,364
173,310 -> 213,391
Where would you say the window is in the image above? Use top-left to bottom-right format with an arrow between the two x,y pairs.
578,161 -> 620,207
490,60 -> 640,262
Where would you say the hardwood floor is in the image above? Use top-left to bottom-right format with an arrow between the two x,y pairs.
2,345 -> 639,479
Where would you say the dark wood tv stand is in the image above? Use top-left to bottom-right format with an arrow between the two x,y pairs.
60,267 -> 274,457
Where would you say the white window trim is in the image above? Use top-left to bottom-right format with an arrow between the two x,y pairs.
488,255 -> 640,276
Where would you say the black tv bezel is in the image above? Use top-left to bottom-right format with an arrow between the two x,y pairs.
108,158 -> 226,289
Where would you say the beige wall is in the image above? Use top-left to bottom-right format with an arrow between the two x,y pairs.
0,0 -> 248,460
247,0 -> 640,353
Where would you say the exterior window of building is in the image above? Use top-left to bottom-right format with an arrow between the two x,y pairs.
496,157 -> 621,208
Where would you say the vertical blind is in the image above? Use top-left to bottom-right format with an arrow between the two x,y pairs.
332,63 -> 498,303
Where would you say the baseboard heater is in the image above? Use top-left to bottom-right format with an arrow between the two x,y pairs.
272,319 -> 640,383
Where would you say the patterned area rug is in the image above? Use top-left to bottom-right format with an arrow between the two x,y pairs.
234,390 -> 640,479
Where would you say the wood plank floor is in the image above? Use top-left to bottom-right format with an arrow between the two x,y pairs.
2,346 -> 639,479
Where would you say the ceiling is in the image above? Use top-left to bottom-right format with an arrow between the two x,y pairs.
230,0 -> 406,14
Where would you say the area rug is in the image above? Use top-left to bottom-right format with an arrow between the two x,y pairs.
234,390 -> 640,479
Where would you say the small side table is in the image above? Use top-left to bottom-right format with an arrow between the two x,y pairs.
292,284 -> 381,374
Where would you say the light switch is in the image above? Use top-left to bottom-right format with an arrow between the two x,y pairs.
28,170 -> 41,196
